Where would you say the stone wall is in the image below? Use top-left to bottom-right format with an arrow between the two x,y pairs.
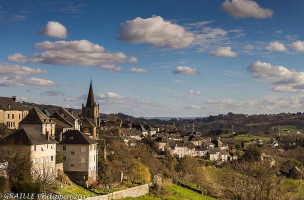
87,184 -> 149,200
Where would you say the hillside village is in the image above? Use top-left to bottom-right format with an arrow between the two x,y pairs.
1,81 -> 304,199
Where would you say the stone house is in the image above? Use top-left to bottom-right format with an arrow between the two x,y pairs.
52,107 -> 81,131
0,96 -> 28,131
0,127 -> 57,179
57,130 -> 98,181
19,107 -> 56,139
189,135 -> 203,146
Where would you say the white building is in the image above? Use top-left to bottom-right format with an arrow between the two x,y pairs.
0,127 -> 57,179
57,130 -> 98,181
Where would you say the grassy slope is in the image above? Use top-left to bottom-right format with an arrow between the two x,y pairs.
120,184 -> 214,200
54,182 -> 96,196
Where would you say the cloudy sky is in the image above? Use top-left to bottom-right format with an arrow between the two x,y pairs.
1,0 -> 304,117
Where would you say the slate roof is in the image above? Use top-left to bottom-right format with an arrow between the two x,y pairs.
0,97 -> 27,111
51,117 -> 73,129
0,127 -> 57,145
59,130 -> 98,145
20,107 -> 53,124
86,80 -> 96,107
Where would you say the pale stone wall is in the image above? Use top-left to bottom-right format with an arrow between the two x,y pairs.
30,143 -> 57,178
2,110 -> 27,129
87,184 -> 149,200
58,144 -> 97,180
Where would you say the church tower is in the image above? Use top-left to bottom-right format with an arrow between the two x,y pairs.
82,80 -> 100,126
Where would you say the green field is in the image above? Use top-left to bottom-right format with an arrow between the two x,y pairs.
120,184 -> 214,200
233,134 -> 272,142
272,125 -> 304,136
281,178 -> 304,198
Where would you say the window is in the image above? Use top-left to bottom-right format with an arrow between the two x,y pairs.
10,122 -> 13,127
41,145 -> 46,151
19,114 -> 21,119
50,167 -> 53,173
51,156 -> 54,162
34,146 -> 36,152
71,164 -> 74,167
51,145 -> 54,149
7,114 -> 9,119
6,122 -> 10,127
81,157 -> 85,164
63,145 -> 66,151
69,136 -> 73,140
32,158 -> 36,164
71,151 -> 74,155
81,146 -> 86,152
63,156 -> 66,161
41,157 -> 44,164
12,114 -> 14,119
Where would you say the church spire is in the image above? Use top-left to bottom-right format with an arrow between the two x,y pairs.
86,79 -> 96,107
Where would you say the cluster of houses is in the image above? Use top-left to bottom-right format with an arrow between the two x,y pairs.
0,81 -> 100,182
153,134 -> 236,162
0,80 -> 242,186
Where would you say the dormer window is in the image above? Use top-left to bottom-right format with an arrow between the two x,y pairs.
69,136 -> 73,140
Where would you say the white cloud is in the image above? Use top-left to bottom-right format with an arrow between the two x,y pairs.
248,61 -> 304,92
184,105 -> 202,110
0,76 -> 55,87
130,68 -> 149,73
38,21 -> 67,39
265,41 -> 287,52
17,96 -> 28,102
222,0 -> 273,19
290,41 -> 304,52
118,16 -> 195,48
194,27 -> 227,47
0,62 -> 47,75
189,90 -> 202,95
209,47 -> 237,57
64,97 -> 77,102
172,66 -> 199,75
7,53 -> 27,62
99,65 -> 122,72
8,40 -> 137,69
40,90 -> 62,96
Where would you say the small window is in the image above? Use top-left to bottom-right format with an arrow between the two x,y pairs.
51,156 -> 54,162
71,164 -> 74,167
71,151 -> 74,155
51,145 -> 54,149
12,114 -> 14,119
6,122 -> 10,127
63,145 -> 66,151
7,114 -> 10,119
41,145 -> 46,151
63,156 -> 66,161
34,146 -> 36,152
81,157 -> 85,164
19,114 -> 21,119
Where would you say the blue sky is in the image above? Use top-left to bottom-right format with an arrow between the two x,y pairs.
1,0 -> 304,117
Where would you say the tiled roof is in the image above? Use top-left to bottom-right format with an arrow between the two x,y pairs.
0,127 -> 57,145
59,130 -> 98,145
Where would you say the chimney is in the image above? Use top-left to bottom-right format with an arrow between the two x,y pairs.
46,131 -> 50,141
59,131 -> 63,142
12,96 -> 17,102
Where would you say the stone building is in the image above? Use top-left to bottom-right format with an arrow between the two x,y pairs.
82,80 -> 100,127
0,96 -> 28,131
57,130 -> 98,181
19,107 -> 56,139
0,127 -> 57,179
